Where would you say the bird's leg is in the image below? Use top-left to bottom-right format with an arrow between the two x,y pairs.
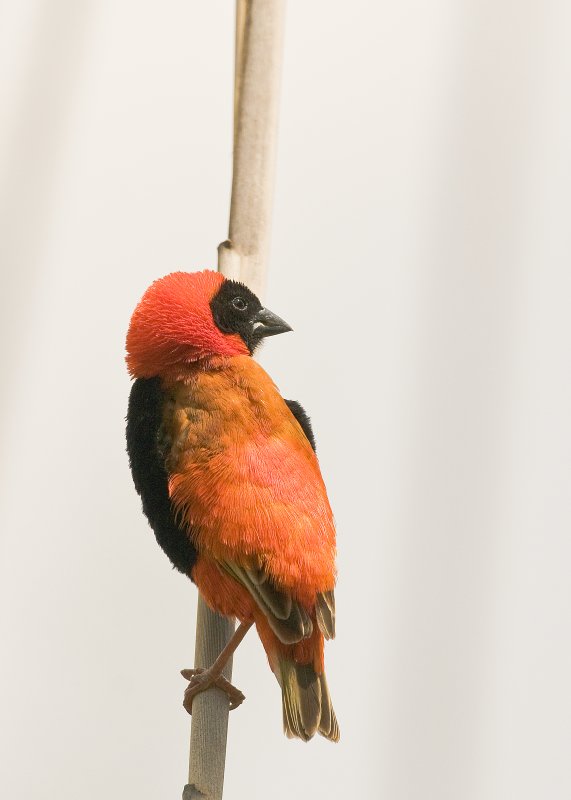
181,620 -> 253,713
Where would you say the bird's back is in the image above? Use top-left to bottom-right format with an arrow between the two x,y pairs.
163,355 -> 336,603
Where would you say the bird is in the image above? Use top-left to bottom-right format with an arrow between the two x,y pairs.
125,269 -> 338,742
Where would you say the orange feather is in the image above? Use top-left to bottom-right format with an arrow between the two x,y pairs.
163,356 -> 336,673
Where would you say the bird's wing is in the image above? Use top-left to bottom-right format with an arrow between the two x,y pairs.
315,588 -> 335,640
218,559 -> 314,644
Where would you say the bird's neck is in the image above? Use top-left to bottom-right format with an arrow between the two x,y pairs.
159,353 -> 240,387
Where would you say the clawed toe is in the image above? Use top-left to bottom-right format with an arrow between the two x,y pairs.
215,675 -> 245,710
181,668 -> 246,714
180,668 -> 204,683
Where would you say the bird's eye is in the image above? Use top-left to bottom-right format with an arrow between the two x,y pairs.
232,297 -> 247,311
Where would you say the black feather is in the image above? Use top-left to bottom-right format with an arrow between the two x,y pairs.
285,399 -> 317,452
126,377 -> 198,577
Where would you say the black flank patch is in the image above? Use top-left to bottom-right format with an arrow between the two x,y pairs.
285,399 -> 317,452
126,377 -> 198,578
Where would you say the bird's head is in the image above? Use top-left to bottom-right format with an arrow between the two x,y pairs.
126,270 -> 292,378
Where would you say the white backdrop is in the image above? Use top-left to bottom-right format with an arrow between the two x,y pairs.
1,2 -> 570,799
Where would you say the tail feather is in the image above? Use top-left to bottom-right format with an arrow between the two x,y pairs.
316,671 -> 340,741
279,658 -> 340,742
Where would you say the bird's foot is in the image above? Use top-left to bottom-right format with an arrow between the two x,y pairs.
181,668 -> 246,713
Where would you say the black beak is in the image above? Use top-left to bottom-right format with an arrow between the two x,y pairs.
252,307 -> 293,339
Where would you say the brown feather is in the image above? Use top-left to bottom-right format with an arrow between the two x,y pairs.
220,560 -> 313,644
316,589 -> 336,639
279,657 -> 339,742
318,672 -> 340,741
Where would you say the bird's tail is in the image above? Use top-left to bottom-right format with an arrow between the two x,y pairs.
278,657 -> 340,742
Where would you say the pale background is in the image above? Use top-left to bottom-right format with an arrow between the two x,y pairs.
1,2 -> 570,799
